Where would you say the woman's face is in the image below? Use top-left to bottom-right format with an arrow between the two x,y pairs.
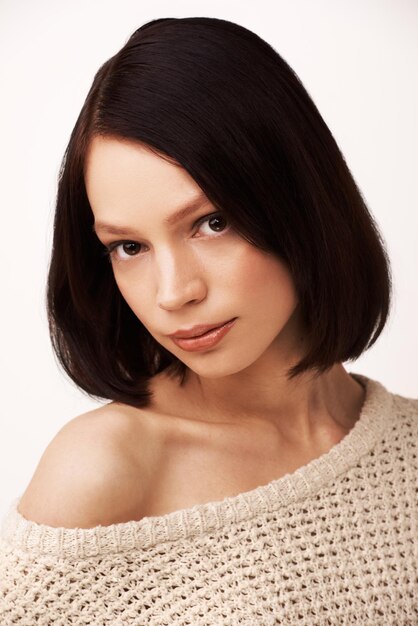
84,135 -> 302,379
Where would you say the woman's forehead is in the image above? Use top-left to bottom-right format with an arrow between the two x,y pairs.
84,136 -> 209,237
85,136 -> 202,217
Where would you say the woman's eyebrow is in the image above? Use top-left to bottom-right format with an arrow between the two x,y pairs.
93,191 -> 209,236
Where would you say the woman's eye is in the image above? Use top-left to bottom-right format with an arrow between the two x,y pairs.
105,241 -> 143,262
196,212 -> 230,236
104,212 -> 230,262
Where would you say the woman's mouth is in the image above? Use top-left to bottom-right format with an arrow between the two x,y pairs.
169,318 -> 237,352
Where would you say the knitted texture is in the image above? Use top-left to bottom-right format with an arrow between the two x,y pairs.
0,373 -> 417,625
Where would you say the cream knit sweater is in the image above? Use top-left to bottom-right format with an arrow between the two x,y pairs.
0,373 -> 417,625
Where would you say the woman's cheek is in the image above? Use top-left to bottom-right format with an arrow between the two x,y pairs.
113,270 -> 148,317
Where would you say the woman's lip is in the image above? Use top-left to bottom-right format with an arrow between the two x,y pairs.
168,318 -> 237,339
170,318 -> 237,351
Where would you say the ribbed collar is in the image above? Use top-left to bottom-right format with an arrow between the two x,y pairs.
1,373 -> 395,558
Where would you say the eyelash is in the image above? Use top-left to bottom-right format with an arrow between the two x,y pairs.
102,212 -> 230,262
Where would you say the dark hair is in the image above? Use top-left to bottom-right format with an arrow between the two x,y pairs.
47,16 -> 392,408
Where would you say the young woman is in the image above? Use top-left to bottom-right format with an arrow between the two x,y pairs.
1,16 -> 416,625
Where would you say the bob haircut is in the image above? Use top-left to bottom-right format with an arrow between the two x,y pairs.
47,16 -> 392,408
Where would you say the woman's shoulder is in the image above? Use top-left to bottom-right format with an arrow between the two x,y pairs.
391,387 -> 418,422
17,402 -> 161,529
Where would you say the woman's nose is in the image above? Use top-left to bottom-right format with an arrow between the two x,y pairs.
156,251 -> 207,311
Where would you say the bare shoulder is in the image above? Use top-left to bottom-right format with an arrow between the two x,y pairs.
18,403 -> 160,529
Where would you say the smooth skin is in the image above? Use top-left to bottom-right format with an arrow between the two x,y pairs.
18,136 -> 366,527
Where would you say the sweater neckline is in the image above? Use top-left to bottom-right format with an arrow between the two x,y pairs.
1,372 -> 395,558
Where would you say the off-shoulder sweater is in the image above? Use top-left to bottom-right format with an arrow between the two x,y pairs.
0,373 -> 417,626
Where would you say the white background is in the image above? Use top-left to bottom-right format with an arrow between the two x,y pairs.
0,0 -> 417,520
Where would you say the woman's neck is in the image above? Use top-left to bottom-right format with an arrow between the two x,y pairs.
150,362 -> 366,449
